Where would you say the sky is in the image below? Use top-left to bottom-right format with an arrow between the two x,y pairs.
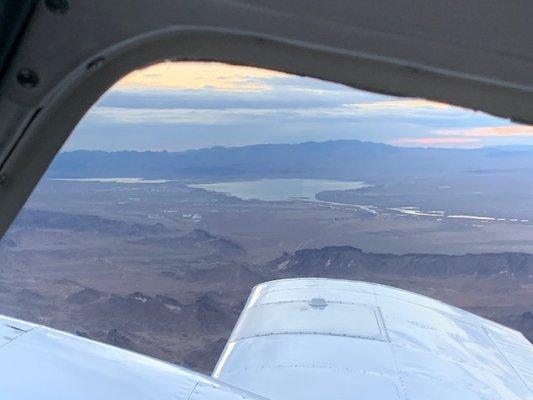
65,62 -> 533,152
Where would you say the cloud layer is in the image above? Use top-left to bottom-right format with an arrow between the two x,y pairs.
66,62 -> 530,151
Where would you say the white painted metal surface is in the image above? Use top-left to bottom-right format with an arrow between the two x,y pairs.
1,279 -> 531,399
0,315 -> 265,400
214,278 -> 533,400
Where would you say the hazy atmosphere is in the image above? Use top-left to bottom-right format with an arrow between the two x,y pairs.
1,62 -> 531,373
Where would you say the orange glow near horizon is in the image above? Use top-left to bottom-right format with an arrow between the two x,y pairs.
391,137 -> 480,147
116,61 -> 285,91
435,125 -> 533,137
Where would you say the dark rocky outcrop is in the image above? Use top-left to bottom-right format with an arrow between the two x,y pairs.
265,246 -> 533,281
12,209 -> 169,236
67,288 -> 102,305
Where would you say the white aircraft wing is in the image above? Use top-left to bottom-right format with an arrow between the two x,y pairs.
213,278 -> 533,400
0,314 -> 265,400
1,278 -> 531,399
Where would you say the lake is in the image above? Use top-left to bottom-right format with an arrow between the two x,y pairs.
188,178 -> 366,202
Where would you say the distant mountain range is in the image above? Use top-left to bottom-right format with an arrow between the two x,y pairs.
47,140 -> 533,181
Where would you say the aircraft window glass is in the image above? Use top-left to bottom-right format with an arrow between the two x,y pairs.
0,61 -> 531,373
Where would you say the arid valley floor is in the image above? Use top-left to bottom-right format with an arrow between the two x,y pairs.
1,178 -> 531,373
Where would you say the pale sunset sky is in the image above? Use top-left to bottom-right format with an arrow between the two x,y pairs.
66,62 -> 533,151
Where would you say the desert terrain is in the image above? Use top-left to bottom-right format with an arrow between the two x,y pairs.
1,162 -> 531,373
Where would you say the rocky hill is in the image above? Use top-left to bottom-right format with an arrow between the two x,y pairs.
265,246 -> 533,281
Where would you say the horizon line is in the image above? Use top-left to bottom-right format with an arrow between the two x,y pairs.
58,138 -> 531,154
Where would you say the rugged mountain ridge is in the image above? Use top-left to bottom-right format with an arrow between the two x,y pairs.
265,245 -> 533,280
46,140 -> 533,181
133,229 -> 245,259
11,209 -> 169,236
